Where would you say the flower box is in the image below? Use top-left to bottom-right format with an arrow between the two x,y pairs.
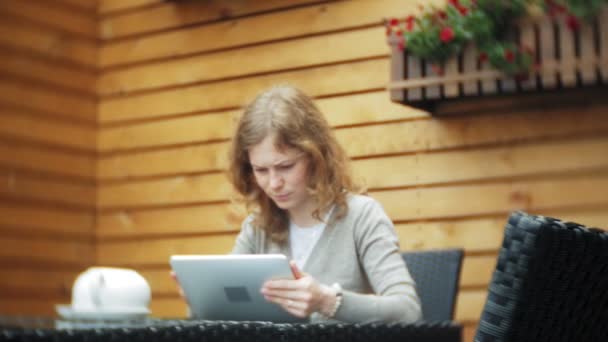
387,6 -> 608,113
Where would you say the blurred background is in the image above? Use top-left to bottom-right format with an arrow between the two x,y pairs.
1,0 -> 607,341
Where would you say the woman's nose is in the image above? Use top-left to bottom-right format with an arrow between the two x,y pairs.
269,170 -> 283,189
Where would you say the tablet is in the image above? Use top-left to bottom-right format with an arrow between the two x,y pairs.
169,254 -> 305,323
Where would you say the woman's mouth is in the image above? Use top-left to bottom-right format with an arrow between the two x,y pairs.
273,193 -> 290,202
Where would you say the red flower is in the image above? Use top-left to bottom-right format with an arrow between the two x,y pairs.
448,0 -> 460,6
566,15 -> 580,31
405,15 -> 416,31
389,18 -> 400,26
478,52 -> 488,63
457,6 -> 468,16
504,49 -> 515,63
440,27 -> 455,43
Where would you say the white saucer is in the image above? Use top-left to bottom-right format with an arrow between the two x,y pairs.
56,304 -> 149,321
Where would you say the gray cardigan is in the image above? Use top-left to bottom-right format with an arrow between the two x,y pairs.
231,194 -> 422,323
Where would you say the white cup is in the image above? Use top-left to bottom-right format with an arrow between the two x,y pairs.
71,267 -> 151,312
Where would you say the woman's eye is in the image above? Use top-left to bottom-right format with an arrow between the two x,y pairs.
278,164 -> 294,170
253,168 -> 267,174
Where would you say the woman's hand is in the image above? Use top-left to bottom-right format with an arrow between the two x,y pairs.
261,261 -> 337,318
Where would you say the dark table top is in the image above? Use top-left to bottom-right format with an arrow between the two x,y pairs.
0,316 -> 462,342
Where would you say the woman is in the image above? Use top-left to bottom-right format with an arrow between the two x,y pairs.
228,85 -> 421,323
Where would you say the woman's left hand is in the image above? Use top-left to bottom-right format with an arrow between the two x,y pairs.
260,261 -> 335,318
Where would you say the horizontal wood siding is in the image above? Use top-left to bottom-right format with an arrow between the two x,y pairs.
0,3 -> 96,317
95,2 -> 608,338
5,0 -> 606,338
95,2 -> 608,337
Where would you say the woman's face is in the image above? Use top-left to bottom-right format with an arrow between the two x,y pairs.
248,135 -> 313,213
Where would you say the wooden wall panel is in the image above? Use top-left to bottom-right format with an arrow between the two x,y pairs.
99,0 -> 162,15
95,129 -> 608,209
99,27 -> 386,96
0,1 -> 97,38
99,0 -> 443,67
97,234 -> 236,265
0,107 -> 96,151
94,2 -> 608,335
55,0 -> 98,13
337,102 -> 608,158
0,202 -> 93,236
398,210 -> 608,254
98,142 -> 229,180
455,290 -> 487,322
0,139 -> 95,179
97,202 -> 240,238
354,137 -> 608,188
99,58 -> 387,123
376,174 -> 608,221
97,173 -> 232,209
0,3 -> 96,317
0,16 -> 96,69
100,0 -> 340,40
0,236 -> 93,266
0,79 -> 96,123
97,91 -> 426,153
95,106 -> 608,181
148,298 -> 189,319
0,49 -> 96,95
0,170 -> 95,208
0,297 -> 68,317
0,269 -> 77,297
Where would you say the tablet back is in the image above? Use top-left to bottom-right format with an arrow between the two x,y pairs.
170,254 -> 305,322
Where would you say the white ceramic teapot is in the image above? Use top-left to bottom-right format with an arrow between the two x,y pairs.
70,267 -> 151,313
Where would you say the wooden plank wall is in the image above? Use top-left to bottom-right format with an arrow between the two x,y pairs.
96,1 -> 608,340
0,0 -> 603,340
0,0 -> 97,316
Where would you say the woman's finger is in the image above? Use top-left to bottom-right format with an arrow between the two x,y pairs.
263,278 -> 302,291
262,288 -> 310,302
289,260 -> 304,279
266,295 -> 307,318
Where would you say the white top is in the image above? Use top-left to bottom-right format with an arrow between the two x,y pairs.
289,206 -> 335,270
289,221 -> 325,270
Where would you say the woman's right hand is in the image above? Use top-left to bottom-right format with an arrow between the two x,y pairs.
261,261 -> 338,318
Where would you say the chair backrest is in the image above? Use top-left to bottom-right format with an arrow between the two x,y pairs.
402,248 -> 464,322
475,211 -> 608,341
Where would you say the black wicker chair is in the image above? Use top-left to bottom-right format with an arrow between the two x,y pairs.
475,211 -> 608,341
402,248 -> 464,322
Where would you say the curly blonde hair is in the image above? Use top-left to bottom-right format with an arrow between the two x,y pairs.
228,85 -> 358,243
